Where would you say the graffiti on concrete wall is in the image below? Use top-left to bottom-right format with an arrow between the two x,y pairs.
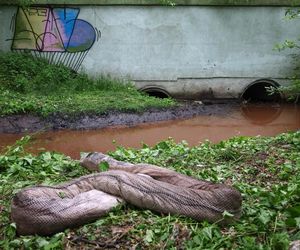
9,6 -> 100,71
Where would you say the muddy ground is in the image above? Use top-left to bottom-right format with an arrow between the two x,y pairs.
0,102 -> 238,133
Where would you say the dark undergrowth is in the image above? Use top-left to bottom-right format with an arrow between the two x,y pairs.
0,131 -> 299,249
0,52 -> 175,117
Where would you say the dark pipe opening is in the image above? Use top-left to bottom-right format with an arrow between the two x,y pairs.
241,81 -> 281,102
142,88 -> 170,99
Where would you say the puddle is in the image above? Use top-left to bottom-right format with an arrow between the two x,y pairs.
0,104 -> 299,159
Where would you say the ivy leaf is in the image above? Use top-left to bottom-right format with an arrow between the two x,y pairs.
295,217 -> 300,229
42,152 -> 52,161
98,161 -> 109,172
258,210 -> 271,225
145,229 -> 154,243
23,157 -> 33,165
58,192 -> 66,199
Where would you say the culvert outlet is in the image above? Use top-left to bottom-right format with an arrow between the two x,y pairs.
241,80 -> 281,102
140,87 -> 170,99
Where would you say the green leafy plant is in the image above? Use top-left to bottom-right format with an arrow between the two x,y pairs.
272,7 -> 300,102
1,132 -> 299,249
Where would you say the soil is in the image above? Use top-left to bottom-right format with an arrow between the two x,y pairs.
0,101 -> 238,133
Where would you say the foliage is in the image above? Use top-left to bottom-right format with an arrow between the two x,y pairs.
160,0 -> 176,6
0,132 -> 300,249
273,7 -> 300,102
0,52 -> 175,117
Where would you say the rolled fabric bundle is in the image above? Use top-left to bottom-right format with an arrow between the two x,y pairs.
11,152 -> 242,235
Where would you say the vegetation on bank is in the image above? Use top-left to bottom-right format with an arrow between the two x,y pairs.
0,132 -> 299,249
0,52 -> 175,117
272,8 -> 300,103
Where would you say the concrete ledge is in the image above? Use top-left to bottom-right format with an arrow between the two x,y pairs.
1,0 -> 300,6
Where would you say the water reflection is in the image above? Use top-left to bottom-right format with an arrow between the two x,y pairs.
240,104 -> 282,125
0,104 -> 299,159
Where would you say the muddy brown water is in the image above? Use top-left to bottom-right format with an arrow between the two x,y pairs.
0,104 -> 299,159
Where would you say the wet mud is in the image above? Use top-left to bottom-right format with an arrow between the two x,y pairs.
0,102 -> 234,133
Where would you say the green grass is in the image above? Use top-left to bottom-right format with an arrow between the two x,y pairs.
0,132 -> 299,249
0,52 -> 175,117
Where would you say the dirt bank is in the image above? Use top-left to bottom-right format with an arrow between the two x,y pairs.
0,102 -> 238,133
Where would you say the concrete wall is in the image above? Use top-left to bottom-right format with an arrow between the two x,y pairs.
0,4 -> 299,99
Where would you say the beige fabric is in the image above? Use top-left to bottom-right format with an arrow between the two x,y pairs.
11,153 -> 242,235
